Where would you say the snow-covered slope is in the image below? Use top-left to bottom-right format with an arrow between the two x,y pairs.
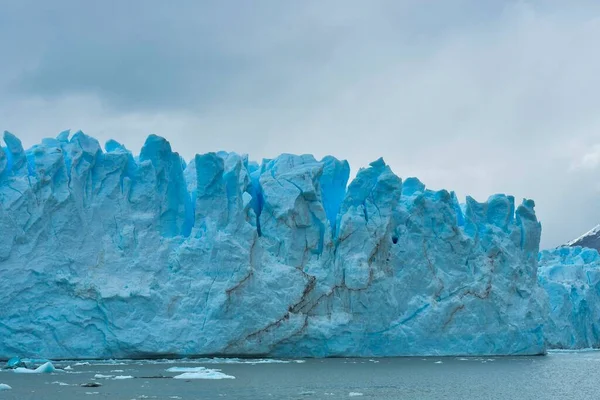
0,131 -> 547,358
538,247 -> 600,349
566,225 -> 600,251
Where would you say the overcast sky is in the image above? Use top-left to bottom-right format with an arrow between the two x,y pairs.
1,0 -> 600,248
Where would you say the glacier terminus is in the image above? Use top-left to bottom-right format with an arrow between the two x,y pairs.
0,131 -> 550,359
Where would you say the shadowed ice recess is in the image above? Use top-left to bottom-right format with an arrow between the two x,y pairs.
0,130 -> 548,359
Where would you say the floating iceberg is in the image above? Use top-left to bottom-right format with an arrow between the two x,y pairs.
13,361 -> 56,374
167,366 -> 235,378
0,131 -> 547,358
538,246 -> 600,349
4,357 -> 25,369
94,374 -> 113,379
171,369 -> 235,380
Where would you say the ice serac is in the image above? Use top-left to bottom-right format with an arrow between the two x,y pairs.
538,246 -> 600,349
0,132 -> 548,359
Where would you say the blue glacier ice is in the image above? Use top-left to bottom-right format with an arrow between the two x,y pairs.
0,131 -> 548,359
538,246 -> 600,349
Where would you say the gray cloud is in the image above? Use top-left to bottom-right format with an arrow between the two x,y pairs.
1,0 -> 600,248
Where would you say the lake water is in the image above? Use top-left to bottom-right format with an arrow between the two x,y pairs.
1,351 -> 599,399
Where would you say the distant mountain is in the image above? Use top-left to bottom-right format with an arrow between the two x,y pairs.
567,224 -> 600,251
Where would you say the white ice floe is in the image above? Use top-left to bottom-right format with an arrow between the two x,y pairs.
349,393 -> 363,397
94,374 -> 113,379
0,384 -> 12,390
14,361 -> 56,374
434,361 -> 443,364
51,381 -> 71,386
113,375 -> 133,380
171,367 -> 235,380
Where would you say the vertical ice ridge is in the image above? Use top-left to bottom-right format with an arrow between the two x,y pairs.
3,131 -> 28,176
319,156 -> 349,237
139,134 -> 190,237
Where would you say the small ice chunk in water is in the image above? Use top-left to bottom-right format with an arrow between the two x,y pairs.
94,374 -> 113,379
113,375 -> 133,380
434,361 -> 443,364
0,384 -> 12,390
172,368 -> 235,380
349,393 -> 363,397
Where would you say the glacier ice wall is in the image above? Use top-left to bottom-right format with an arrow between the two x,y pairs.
0,131 -> 547,358
538,246 -> 600,349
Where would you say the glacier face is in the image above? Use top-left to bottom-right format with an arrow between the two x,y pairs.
0,131 -> 547,359
538,247 -> 600,349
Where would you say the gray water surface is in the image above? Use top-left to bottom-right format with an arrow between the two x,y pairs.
0,351 -> 599,399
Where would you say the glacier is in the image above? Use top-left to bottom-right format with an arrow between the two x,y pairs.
538,246 -> 600,349
0,131 -> 548,359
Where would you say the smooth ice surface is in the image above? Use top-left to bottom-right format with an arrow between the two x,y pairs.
538,247 -> 600,349
0,384 -> 12,390
0,131 -> 547,358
